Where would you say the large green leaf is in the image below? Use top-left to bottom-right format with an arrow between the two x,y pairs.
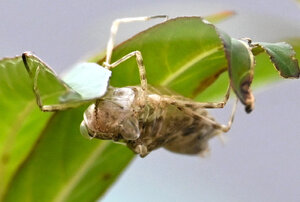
0,56 -> 52,198
4,107 -> 133,202
97,17 -> 230,99
0,57 -> 133,201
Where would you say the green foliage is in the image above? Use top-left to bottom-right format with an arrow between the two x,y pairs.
0,57 -> 134,202
22,53 -> 112,110
4,107 -> 133,202
0,56 -> 52,198
97,17 -> 229,99
61,62 -> 111,102
0,13 -> 299,201
252,42 -> 299,78
227,38 -> 255,112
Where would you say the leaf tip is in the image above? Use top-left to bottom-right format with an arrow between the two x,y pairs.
240,79 -> 255,113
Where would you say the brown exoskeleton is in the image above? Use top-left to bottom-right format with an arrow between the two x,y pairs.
80,16 -> 238,157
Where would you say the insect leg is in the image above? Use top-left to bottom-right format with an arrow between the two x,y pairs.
170,83 -> 231,109
104,51 -> 148,98
22,53 -> 82,112
34,66 -> 84,111
104,15 -> 169,66
104,52 -> 150,157
162,97 -> 238,132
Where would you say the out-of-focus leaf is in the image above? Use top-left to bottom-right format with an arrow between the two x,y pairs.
0,56 -> 134,201
251,42 -> 300,78
229,39 -> 255,112
205,10 -> 235,23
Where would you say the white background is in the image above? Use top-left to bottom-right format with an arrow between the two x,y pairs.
1,1 -> 300,201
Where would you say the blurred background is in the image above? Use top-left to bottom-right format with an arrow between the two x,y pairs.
1,0 -> 300,201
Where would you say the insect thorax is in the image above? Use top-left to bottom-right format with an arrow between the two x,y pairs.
82,86 -> 222,157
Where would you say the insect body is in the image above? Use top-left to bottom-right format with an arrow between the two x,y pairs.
80,85 -> 236,157
78,15 -> 237,157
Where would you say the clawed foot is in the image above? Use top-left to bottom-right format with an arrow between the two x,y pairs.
135,144 -> 148,157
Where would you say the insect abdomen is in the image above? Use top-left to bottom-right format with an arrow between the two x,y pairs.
162,109 -> 222,155
127,98 -> 222,156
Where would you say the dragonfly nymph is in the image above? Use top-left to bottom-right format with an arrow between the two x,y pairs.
80,85 -> 237,157
80,15 -> 237,157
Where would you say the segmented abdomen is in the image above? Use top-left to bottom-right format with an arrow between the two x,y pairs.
126,98 -> 222,156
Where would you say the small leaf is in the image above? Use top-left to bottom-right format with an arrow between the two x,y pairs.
61,62 -> 111,102
251,42 -> 300,78
22,52 -> 71,107
228,39 -> 255,112
23,53 -> 112,110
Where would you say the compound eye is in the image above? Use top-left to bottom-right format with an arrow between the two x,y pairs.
80,121 -> 92,139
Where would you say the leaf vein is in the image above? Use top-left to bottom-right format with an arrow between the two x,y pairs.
161,46 -> 222,85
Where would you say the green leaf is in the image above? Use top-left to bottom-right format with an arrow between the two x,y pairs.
197,39 -> 300,107
22,52 -> 71,107
228,39 -> 255,113
97,17 -> 229,99
61,62 -> 111,102
22,53 -> 112,110
0,56 -> 134,201
251,42 -> 300,78
3,107 -> 133,202
0,56 -> 52,198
